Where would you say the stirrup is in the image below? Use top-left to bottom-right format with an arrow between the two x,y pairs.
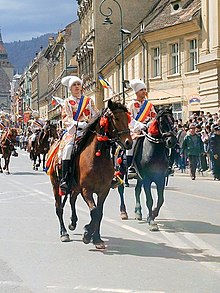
111,176 -> 123,189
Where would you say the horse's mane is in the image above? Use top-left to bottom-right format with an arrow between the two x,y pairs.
77,101 -> 128,153
77,110 -> 103,153
156,107 -> 172,120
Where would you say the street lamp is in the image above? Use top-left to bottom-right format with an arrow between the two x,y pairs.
99,0 -> 131,105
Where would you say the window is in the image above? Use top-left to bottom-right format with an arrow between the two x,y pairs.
170,43 -> 179,74
189,39 -> 198,71
139,52 -> 142,78
152,47 -> 160,77
172,103 -> 182,120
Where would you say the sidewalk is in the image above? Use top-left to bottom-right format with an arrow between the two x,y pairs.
171,167 -> 215,180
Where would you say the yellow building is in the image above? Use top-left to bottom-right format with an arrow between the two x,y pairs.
99,0 -> 220,121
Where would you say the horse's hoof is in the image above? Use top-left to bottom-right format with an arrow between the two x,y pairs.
68,223 -> 76,231
95,242 -> 106,249
60,234 -> 70,242
82,230 -> 92,244
0,170 -> 3,173
135,213 -> 142,221
149,221 -> 159,231
35,168 -> 38,171
6,171 -> 10,175
120,211 -> 128,220
82,235 -> 91,244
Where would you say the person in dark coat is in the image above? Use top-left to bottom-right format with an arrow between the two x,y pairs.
210,125 -> 220,180
182,123 -> 204,180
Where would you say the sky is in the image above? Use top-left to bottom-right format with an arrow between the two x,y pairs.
0,0 -> 78,43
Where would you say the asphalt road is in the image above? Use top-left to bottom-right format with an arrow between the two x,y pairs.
0,149 -> 219,293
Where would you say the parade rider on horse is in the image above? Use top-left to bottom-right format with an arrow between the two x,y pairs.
59,75 -> 98,195
30,110 -> 44,150
0,111 -> 18,157
127,79 -> 156,177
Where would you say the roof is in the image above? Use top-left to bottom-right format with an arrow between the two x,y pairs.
143,0 -> 201,34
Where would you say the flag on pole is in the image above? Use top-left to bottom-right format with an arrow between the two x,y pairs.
51,96 -> 64,106
98,76 -> 112,90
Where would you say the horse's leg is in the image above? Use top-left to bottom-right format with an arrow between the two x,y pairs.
134,179 -> 143,220
0,156 -> 2,173
142,178 -> 159,231
82,193 -> 97,245
4,155 -> 10,174
53,185 -> 70,242
92,193 -> 108,249
42,153 -> 46,171
118,181 -> 128,220
152,177 -> 166,220
36,154 -> 41,168
69,192 -> 78,231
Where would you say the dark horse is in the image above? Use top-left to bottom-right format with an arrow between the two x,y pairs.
133,107 -> 177,231
48,100 -> 133,248
0,128 -> 18,174
27,122 -> 58,171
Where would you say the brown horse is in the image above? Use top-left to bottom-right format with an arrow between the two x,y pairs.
0,128 -> 18,174
27,122 -> 58,171
48,100 -> 133,248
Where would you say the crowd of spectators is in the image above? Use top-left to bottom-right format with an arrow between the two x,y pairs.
169,110 -> 220,180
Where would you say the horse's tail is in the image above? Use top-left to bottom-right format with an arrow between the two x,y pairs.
45,140 -> 60,175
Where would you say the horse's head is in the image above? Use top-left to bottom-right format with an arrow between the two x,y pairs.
155,107 -> 177,148
7,128 -> 18,143
42,122 -> 58,140
106,100 -> 133,150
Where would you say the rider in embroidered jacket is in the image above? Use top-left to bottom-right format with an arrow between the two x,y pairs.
127,79 -> 156,176
59,75 -> 98,194
30,111 -> 44,149
0,112 -> 18,156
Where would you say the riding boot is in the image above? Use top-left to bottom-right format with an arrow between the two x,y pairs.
59,160 -> 70,194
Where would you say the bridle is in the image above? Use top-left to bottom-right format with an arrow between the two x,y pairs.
107,108 -> 130,136
146,110 -> 176,146
90,107 -> 131,152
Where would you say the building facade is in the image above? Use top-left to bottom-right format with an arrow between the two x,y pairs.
99,0 -> 220,121
0,30 -> 14,113
76,0 -> 158,108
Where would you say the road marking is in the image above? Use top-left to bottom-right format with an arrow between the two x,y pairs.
168,189 -> 220,202
3,175 -> 220,277
46,285 -> 164,293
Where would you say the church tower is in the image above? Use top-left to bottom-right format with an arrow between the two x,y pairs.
0,30 -> 14,113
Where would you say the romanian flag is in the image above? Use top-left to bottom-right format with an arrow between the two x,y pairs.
135,100 -> 153,122
74,95 -> 90,121
51,96 -> 64,106
98,75 -> 111,89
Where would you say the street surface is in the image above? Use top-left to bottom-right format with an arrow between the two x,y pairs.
0,149 -> 220,293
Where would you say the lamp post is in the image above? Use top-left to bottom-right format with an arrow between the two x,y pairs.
99,0 -> 131,105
